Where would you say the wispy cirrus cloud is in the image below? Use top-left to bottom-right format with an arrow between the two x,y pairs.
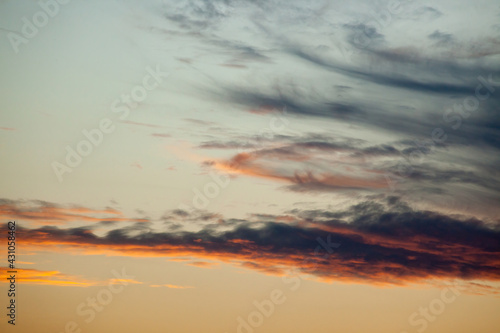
0,199 -> 148,225
151,133 -> 171,138
120,120 -> 163,128
150,284 -> 194,289
198,129 -> 500,217
187,261 -> 220,269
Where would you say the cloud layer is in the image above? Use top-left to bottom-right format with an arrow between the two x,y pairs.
4,197 -> 499,287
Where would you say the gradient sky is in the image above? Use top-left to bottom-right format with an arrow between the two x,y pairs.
1,0 -> 500,332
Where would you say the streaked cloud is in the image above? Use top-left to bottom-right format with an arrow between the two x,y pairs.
150,284 -> 194,289
0,267 -> 142,287
6,197 -> 499,288
0,199 -> 148,225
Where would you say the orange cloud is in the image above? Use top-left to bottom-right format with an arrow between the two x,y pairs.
150,284 -> 194,289
1,267 -> 100,287
0,267 -> 143,287
210,151 -> 387,190
0,199 -> 148,225
2,201 -> 499,291
187,261 -> 220,269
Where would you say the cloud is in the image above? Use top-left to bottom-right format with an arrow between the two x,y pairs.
343,22 -> 385,48
187,261 -> 220,269
410,6 -> 443,20
161,0 -> 234,30
428,30 -> 454,46
183,118 -> 217,126
121,120 -> 163,128
0,267 -> 142,287
150,284 -> 194,289
151,133 -> 171,138
203,139 -> 403,192
219,63 -> 248,69
5,199 -> 500,289
287,46 -> 477,95
196,131 -> 500,211
0,199 -> 148,225
131,163 -> 143,170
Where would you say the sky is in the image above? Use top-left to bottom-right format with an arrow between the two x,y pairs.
1,0 -> 500,332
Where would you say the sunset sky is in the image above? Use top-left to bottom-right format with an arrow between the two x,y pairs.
1,0 -> 500,332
